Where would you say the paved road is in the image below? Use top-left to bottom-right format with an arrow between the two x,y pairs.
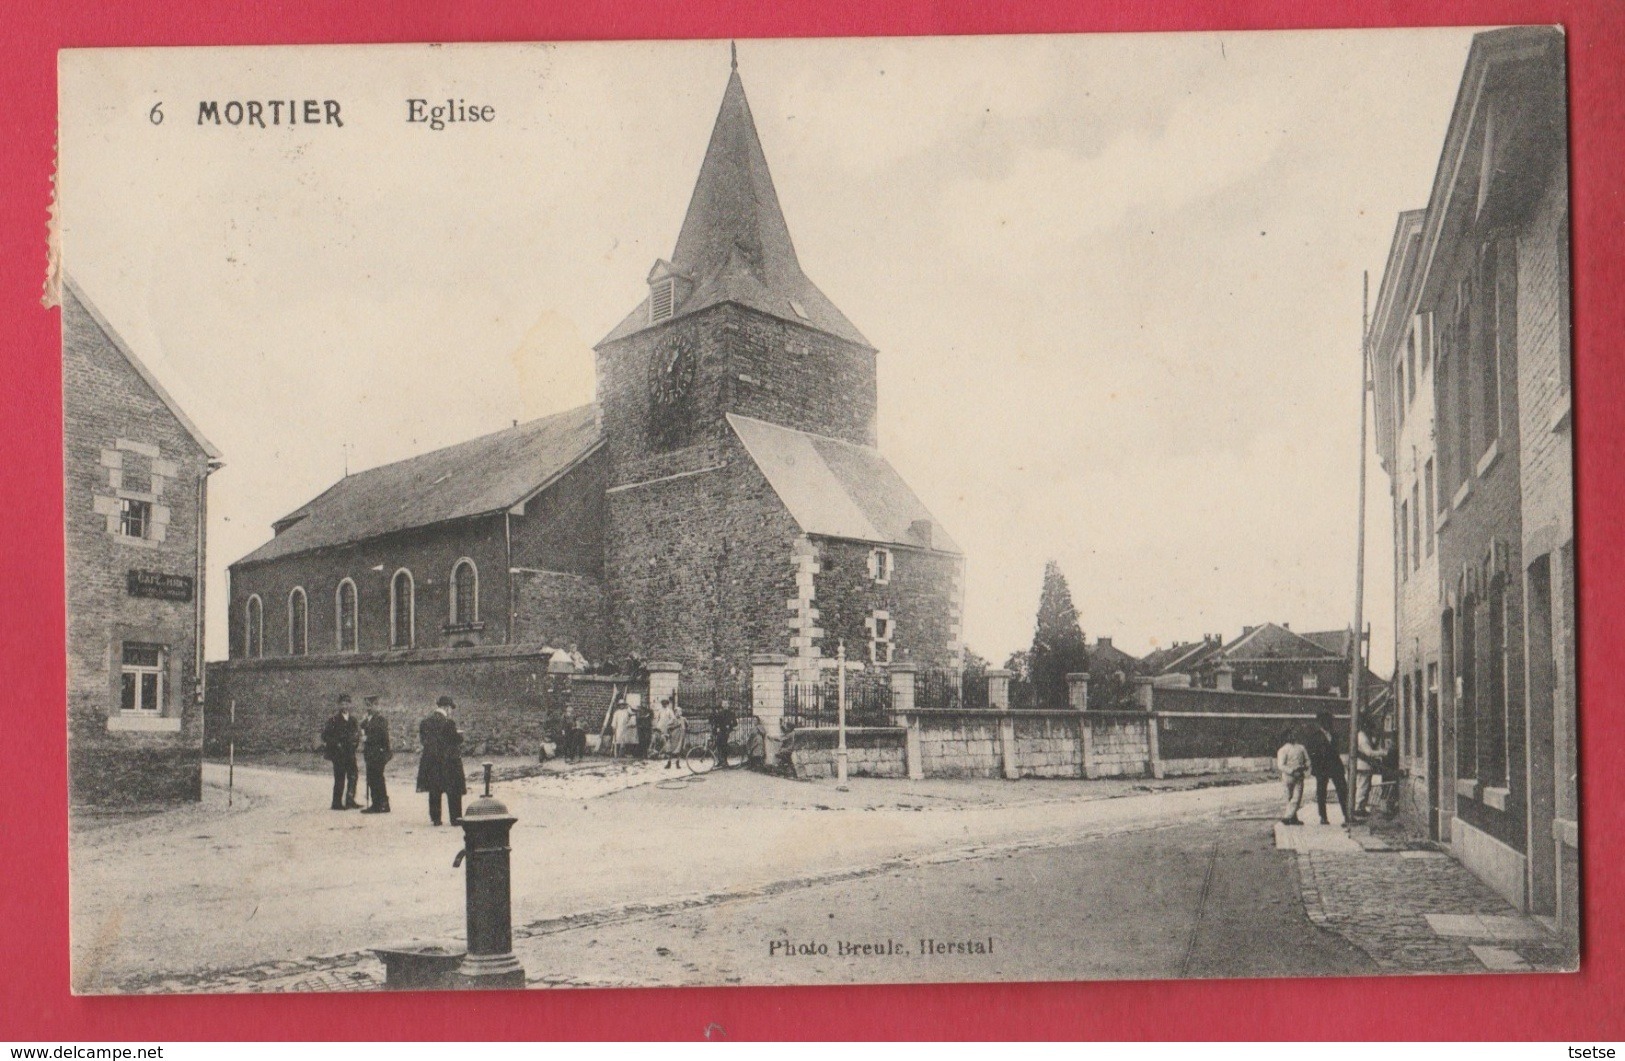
515,816 -> 1374,987
69,759 -> 1279,991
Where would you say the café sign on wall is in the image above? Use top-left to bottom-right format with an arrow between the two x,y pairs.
127,569 -> 194,602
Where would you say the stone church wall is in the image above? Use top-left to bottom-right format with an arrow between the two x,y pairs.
811,537 -> 961,671
229,516 -> 511,657
595,302 -> 877,476
604,439 -> 800,672
512,569 -> 608,660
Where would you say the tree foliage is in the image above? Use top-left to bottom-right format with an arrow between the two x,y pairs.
1029,560 -> 1090,708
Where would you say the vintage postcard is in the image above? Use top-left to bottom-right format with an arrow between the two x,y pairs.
57,28 -> 1578,994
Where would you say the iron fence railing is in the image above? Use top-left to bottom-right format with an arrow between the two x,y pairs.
783,671 -> 894,729
914,667 -> 962,710
677,674 -> 752,719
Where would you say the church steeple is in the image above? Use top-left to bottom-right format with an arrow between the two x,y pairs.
598,50 -> 870,349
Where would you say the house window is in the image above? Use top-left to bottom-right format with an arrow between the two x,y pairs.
1400,673 -> 1412,758
288,587 -> 308,656
120,643 -> 166,713
1394,360 -> 1406,430
1406,330 -> 1418,404
1411,481 -> 1421,570
868,548 -> 893,585
336,578 -> 358,653
1424,459 -> 1436,556
451,559 -> 478,626
1557,220 -> 1571,395
867,609 -> 894,664
1398,499 -> 1409,579
120,498 -> 151,539
390,569 -> 415,649
244,595 -> 263,658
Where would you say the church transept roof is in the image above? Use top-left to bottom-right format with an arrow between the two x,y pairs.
728,413 -> 959,554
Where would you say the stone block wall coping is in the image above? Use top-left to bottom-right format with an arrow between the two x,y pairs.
644,660 -> 683,673
905,707 -> 1117,720
885,662 -> 918,674
751,653 -> 790,665
211,643 -> 556,672
1066,672 -> 1092,681
1155,687 -> 1360,704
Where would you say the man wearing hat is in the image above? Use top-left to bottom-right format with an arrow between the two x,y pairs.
360,699 -> 392,814
320,694 -> 362,811
417,695 -> 467,826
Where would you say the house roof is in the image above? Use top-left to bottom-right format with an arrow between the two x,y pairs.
1141,639 -> 1223,676
727,413 -> 959,554
234,403 -> 602,567
598,64 -> 871,350
1090,638 -> 1141,673
1222,623 -> 1343,661
64,277 -> 223,460
1299,628 -> 1355,657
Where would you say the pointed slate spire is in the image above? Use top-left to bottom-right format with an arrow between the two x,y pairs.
598,49 -> 870,349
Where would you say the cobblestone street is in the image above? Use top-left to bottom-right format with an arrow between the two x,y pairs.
1279,810 -> 1572,975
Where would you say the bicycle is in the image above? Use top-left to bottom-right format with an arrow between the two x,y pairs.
684,716 -> 762,774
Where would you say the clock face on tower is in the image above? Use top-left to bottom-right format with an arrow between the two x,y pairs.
648,330 -> 698,449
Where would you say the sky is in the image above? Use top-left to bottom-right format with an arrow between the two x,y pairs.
57,29 -> 1487,670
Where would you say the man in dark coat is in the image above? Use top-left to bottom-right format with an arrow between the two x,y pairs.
321,694 -> 361,810
360,702 -> 392,814
417,695 -> 467,826
1305,710 -> 1350,825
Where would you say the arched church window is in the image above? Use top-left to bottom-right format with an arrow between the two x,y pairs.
244,595 -> 263,658
391,569 -> 415,649
288,587 -> 308,656
336,579 -> 358,653
451,559 -> 478,626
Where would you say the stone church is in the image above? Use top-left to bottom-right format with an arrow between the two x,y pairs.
226,58 -> 965,689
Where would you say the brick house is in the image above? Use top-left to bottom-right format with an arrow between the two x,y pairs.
222,60 -> 962,702
1369,26 -> 1575,945
64,278 -> 223,805
1370,208 -> 1444,840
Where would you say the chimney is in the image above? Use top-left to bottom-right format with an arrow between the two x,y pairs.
1242,626 -> 1256,637
1282,622 -> 1290,630
908,519 -> 935,549
1098,637 -> 1113,650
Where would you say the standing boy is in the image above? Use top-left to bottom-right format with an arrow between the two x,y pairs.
1275,726 -> 1310,826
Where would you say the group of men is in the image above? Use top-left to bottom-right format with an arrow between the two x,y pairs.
1275,711 -> 1397,826
319,693 -> 470,825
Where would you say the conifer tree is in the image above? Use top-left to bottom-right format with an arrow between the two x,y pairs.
1028,560 -> 1090,708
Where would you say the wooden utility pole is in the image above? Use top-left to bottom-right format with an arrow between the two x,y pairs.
1348,272 -> 1371,827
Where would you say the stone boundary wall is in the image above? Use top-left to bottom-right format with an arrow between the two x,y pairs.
783,727 -> 907,779
1010,713 -> 1084,778
205,645 -> 562,757
914,709 -> 1005,778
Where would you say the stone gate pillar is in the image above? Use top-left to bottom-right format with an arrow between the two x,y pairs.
646,661 -> 682,714
887,663 -> 916,726
751,654 -> 789,740
1215,662 -> 1235,692
986,668 -> 1012,711
1133,676 -> 1155,711
1067,671 -> 1091,711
